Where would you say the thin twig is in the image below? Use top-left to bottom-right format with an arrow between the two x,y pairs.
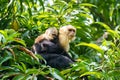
18,46 -> 39,61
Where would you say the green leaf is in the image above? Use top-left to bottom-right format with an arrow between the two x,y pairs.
0,66 -> 11,71
7,0 -> 13,8
13,39 -> 26,47
35,54 -> 46,64
2,72 -> 21,79
19,0 -> 23,13
20,62 -> 26,72
80,13 -> 93,20
92,22 -> 111,30
108,70 -> 120,77
22,74 -> 31,80
0,30 -> 7,38
79,3 -> 97,8
107,30 -> 120,38
0,56 -> 12,66
13,75 -> 25,80
76,42 -> 103,53
60,68 -> 71,75
80,71 -> 102,78
49,68 -> 65,80
26,69 -> 39,74
34,15 -> 49,18
12,64 -> 24,73
39,0 -> 45,11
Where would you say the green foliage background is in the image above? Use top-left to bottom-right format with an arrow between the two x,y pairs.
0,0 -> 120,80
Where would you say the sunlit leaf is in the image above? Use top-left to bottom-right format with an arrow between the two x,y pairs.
109,4 -> 114,21
60,68 -> 71,75
76,42 -> 104,53
13,38 -> 26,46
80,71 -> 102,78
80,13 -> 93,20
0,30 -> 7,38
92,22 -> 111,30
26,69 -> 39,74
107,30 -> 120,38
7,0 -> 13,8
79,3 -> 97,8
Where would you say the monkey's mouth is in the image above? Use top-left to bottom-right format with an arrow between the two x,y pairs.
70,35 -> 75,37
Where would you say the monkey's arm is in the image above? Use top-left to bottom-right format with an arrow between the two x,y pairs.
61,51 -> 75,62
55,43 -> 75,62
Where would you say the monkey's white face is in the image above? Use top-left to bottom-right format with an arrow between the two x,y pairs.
51,31 -> 58,39
68,28 -> 76,38
59,25 -> 76,41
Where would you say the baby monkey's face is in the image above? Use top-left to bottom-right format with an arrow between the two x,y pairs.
45,27 -> 58,40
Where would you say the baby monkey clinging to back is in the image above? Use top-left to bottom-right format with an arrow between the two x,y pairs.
32,27 -> 58,54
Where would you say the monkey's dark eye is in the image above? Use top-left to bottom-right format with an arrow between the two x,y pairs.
69,29 -> 75,32
68,29 -> 72,31
52,34 -> 56,36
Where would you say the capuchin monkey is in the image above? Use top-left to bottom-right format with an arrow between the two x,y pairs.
32,25 -> 76,69
32,26 -> 88,79
57,25 -> 76,62
59,25 -> 76,52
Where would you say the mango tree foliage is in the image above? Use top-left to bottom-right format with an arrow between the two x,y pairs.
0,0 -> 120,79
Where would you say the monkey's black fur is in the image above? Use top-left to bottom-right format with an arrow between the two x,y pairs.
32,38 -> 75,69
40,53 -> 74,69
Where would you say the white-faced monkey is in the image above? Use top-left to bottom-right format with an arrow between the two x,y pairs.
32,25 -> 76,69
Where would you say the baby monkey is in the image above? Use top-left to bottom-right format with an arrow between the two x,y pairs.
32,27 -> 58,54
